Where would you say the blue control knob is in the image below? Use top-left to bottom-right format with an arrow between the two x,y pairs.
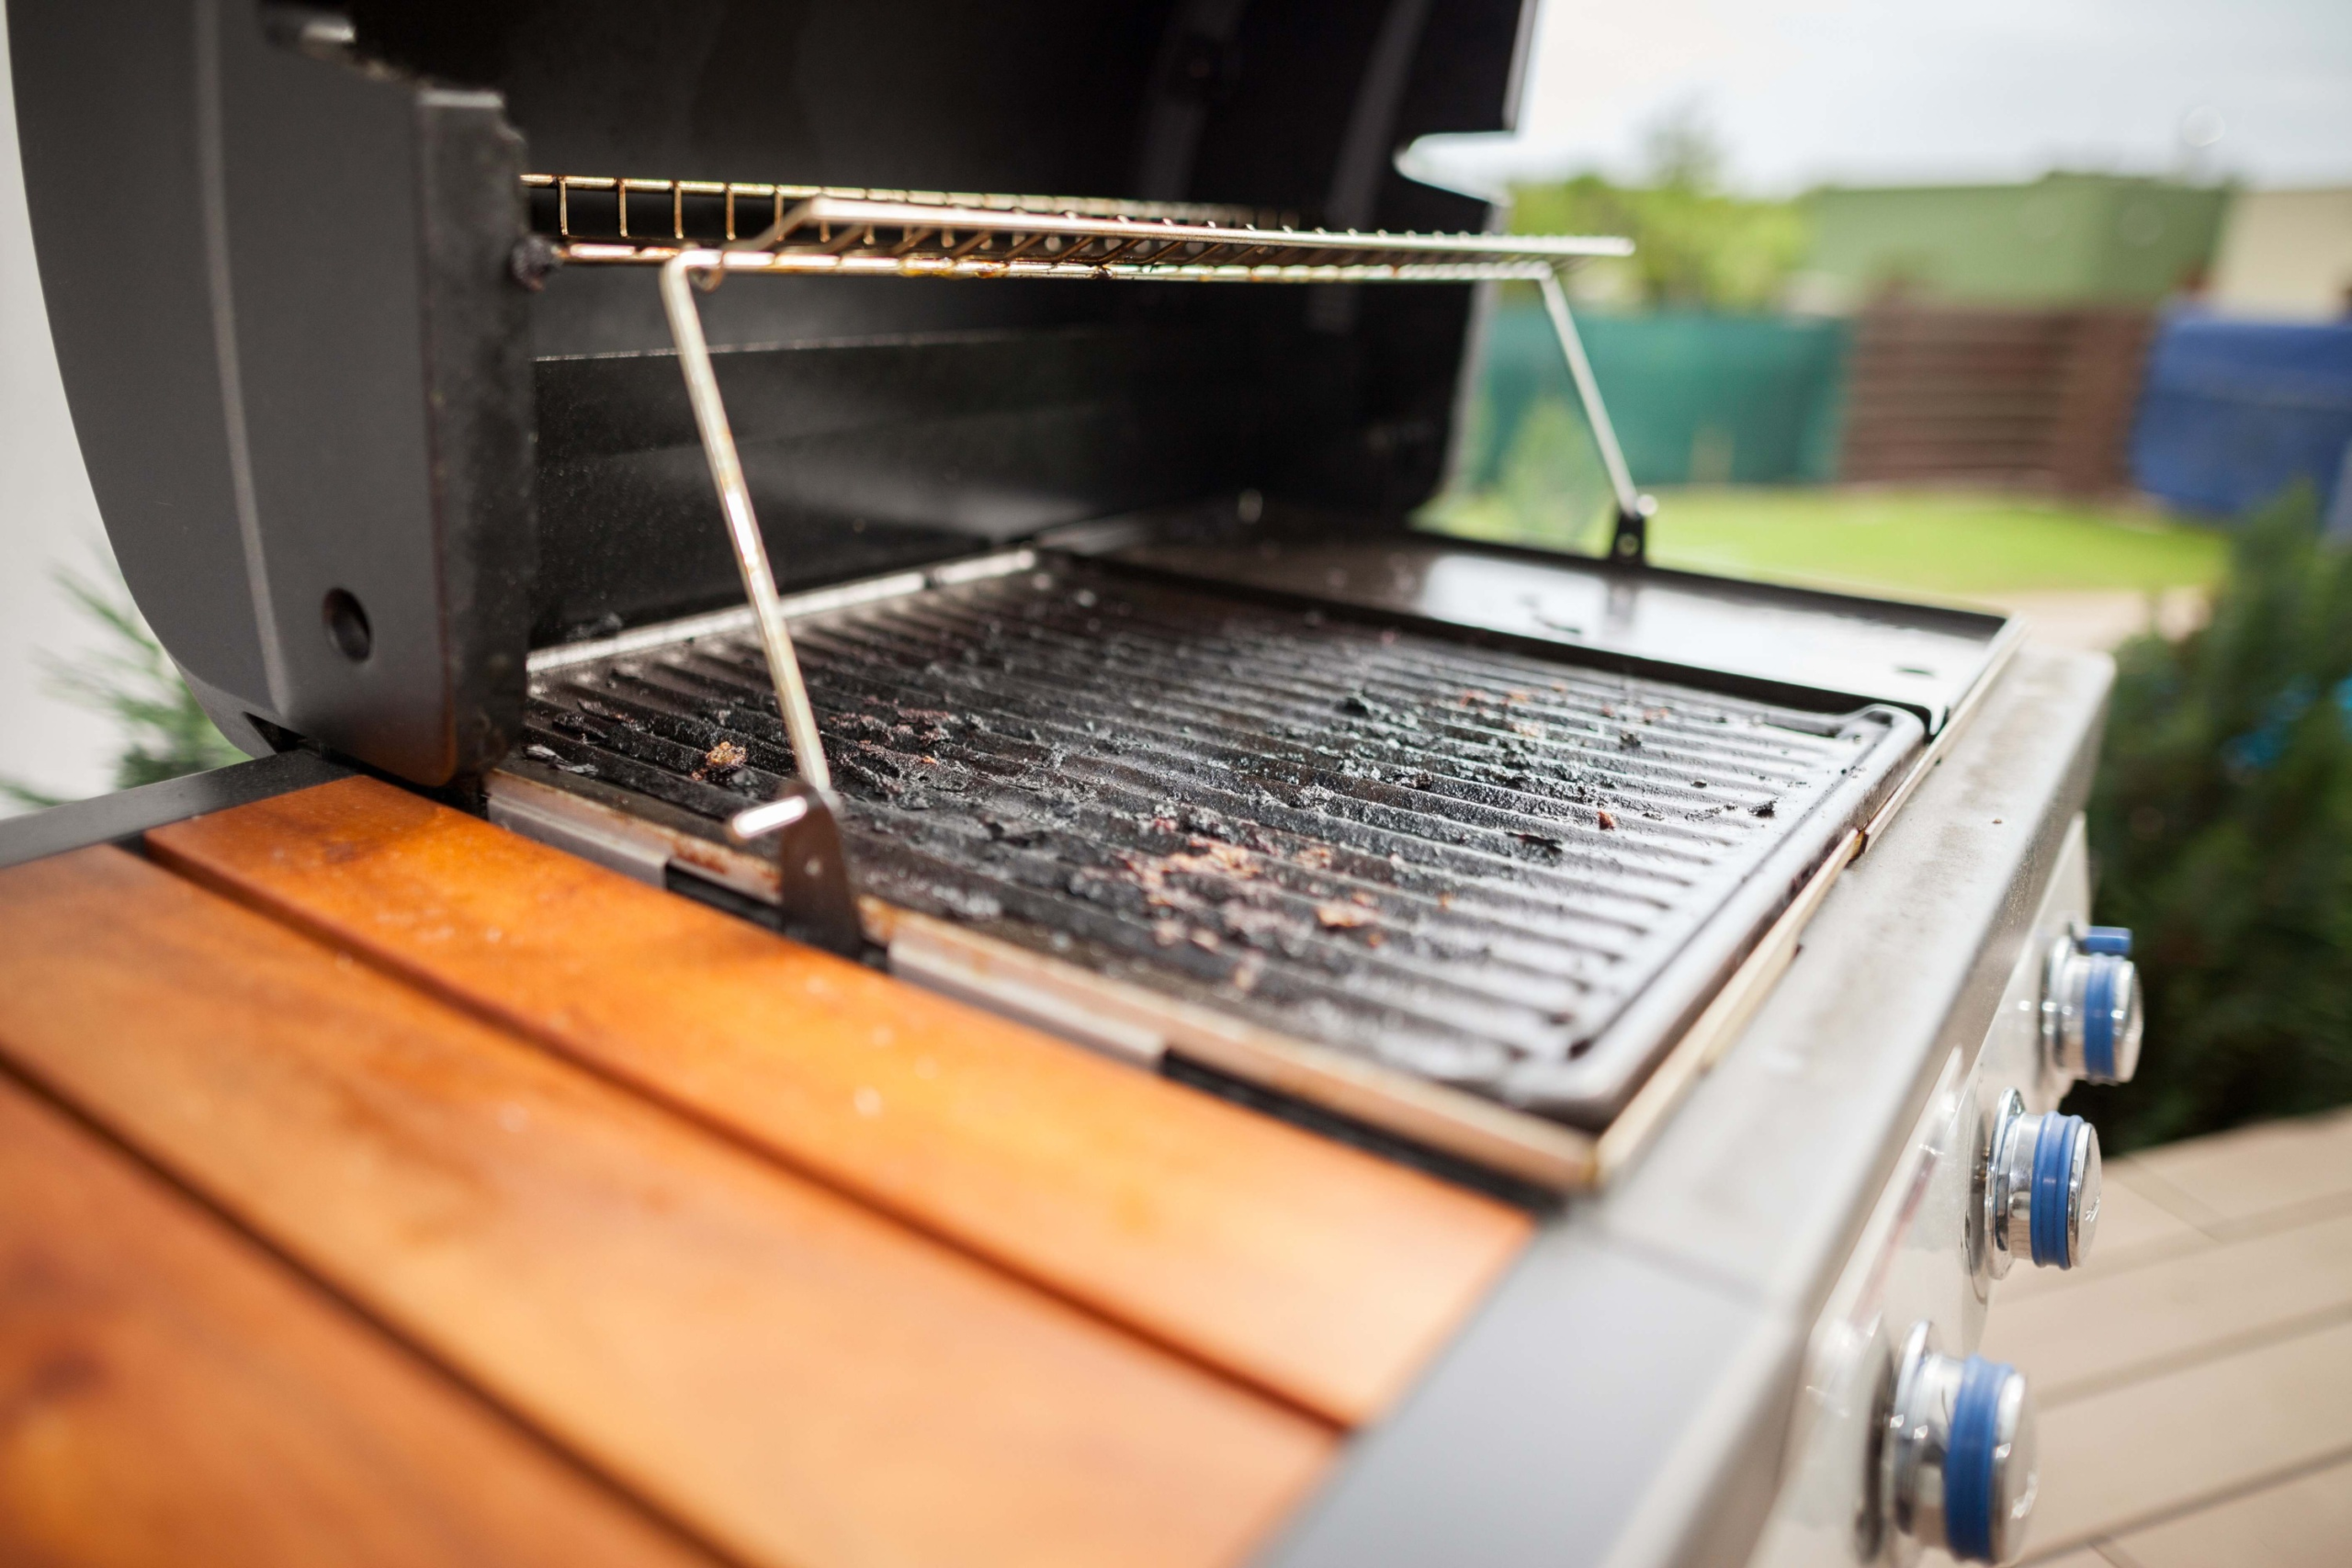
2081,926 -> 2132,956
1983,1090 -> 2102,1275
1884,1323 -> 2038,1563
2045,931 -> 2144,1084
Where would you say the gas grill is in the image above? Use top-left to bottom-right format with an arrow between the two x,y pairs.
9,4 -> 2143,1564
455,103 -> 2007,1191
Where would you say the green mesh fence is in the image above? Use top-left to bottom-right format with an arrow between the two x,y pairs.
1457,303 -> 1851,494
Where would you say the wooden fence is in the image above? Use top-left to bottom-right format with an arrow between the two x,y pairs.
1838,305 -> 2154,494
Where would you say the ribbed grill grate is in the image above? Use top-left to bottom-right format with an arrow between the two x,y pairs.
520,563 -> 1904,1114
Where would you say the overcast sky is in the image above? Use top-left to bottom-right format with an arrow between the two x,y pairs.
1456,0 -> 2352,193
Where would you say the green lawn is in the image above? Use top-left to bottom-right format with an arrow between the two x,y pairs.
1421,486 -> 2229,602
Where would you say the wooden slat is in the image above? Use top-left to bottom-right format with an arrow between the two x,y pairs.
2025,1316 -> 2352,1555
2107,1455 -> 2352,1568
1983,1210 -> 2352,1404
1993,1164 -> 2209,1303
2121,1107 -> 2352,1227
0,1075 -> 717,1568
146,775 -> 1530,1426
0,848 -> 1330,1568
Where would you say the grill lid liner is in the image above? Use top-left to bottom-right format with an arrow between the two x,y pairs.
514,562 -> 1920,1127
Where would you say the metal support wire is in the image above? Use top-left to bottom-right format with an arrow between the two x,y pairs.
658,250 -> 832,793
1537,266 -> 1654,563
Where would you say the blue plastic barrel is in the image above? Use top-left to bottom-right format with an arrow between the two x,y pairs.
2131,312 -> 2352,522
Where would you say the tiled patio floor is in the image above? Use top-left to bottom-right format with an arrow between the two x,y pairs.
1977,1106 -> 2352,1566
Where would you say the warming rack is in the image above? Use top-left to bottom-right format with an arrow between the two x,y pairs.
522,173 -> 1631,284
521,174 -> 1645,922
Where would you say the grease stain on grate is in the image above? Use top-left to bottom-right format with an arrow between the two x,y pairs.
521,566 -> 1895,1112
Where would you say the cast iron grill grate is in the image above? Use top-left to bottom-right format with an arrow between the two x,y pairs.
518,563 -> 1906,1118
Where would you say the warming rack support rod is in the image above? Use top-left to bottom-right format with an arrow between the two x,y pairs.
1536,267 -> 1655,563
659,250 -> 866,954
657,252 -> 831,796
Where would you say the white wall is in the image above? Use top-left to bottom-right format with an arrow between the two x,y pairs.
0,12 -> 123,812
2210,186 -> 2352,321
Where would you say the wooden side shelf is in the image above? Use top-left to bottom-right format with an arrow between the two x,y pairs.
0,1076 -> 718,1568
0,777 -> 1535,1568
147,776 -> 1529,1426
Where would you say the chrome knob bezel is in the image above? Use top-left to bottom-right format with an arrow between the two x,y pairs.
1882,1322 -> 2038,1563
1980,1090 -> 2102,1277
2042,935 -> 2144,1084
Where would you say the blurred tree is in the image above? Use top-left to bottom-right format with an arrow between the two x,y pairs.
1639,96 -> 1725,192
1509,106 -> 1809,311
2073,488 -> 2352,1149
1494,397 -> 1615,548
0,559 -> 244,810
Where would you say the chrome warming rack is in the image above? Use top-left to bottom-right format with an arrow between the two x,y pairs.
521,174 -> 1641,947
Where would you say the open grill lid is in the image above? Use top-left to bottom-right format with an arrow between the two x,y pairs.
15,0 -> 1543,786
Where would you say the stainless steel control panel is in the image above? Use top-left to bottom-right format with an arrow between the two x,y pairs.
1747,815 -> 2142,1565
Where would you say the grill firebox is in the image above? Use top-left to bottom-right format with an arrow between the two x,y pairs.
507,557 -> 1921,1157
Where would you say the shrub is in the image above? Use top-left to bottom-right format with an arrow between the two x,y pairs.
0,560 -> 243,810
2071,488 -> 2352,1149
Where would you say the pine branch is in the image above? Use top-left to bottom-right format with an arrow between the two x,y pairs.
25,554 -> 246,801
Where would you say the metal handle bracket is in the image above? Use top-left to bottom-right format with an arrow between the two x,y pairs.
727,779 -> 865,955
1536,265 -> 1653,564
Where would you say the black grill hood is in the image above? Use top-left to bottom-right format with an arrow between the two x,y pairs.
11,0 -> 1529,785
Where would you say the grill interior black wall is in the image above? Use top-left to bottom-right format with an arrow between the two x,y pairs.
354,0 -> 1529,643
